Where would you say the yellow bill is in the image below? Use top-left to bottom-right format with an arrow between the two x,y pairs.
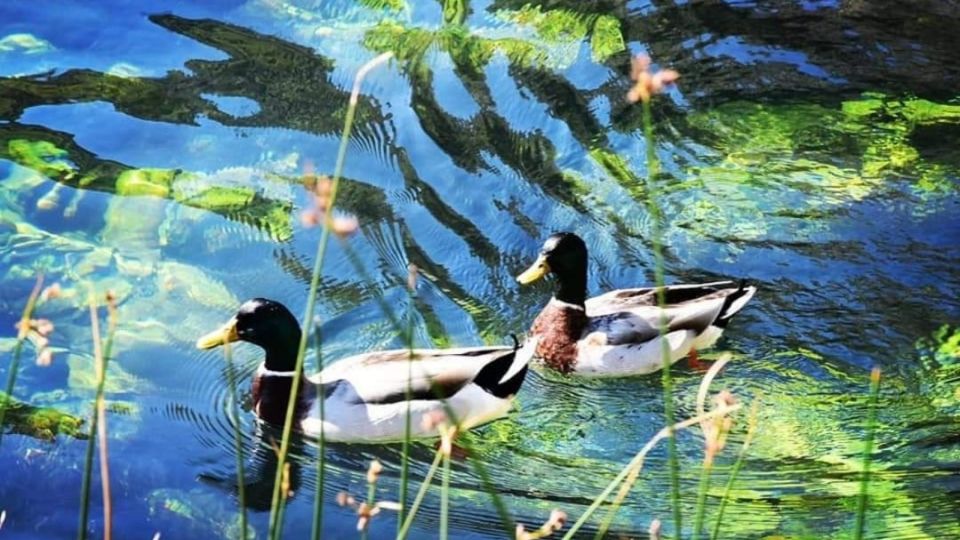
516,255 -> 550,285
196,317 -> 239,349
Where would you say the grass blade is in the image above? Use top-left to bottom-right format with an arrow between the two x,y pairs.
710,400 -> 760,540
0,275 -> 44,450
223,340 -> 247,540
267,51 -> 393,540
853,367 -> 881,540
310,321 -> 325,540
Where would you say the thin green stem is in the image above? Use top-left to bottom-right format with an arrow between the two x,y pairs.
397,449 -> 443,540
0,275 -> 43,450
78,290 -> 117,540
335,224 -> 514,535
224,341 -> 247,540
642,95 -> 680,538
691,448 -> 718,539
853,367 -> 881,540
362,463 -> 378,540
570,405 -> 740,540
267,51 -> 393,540
311,322 -> 326,540
397,287 -> 415,531
711,400 -> 760,540
440,447 -> 451,540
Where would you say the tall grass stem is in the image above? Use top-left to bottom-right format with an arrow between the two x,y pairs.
397,450 -> 443,540
710,400 -> 760,540
310,322 -> 326,540
641,92 -> 681,538
223,341 -> 247,540
568,404 -> 741,540
0,275 -> 44,449
853,367 -> 881,540
267,51 -> 393,540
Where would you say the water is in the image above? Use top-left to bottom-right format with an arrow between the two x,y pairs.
1,0 -> 959,538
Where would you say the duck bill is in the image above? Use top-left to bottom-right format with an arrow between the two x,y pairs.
196,318 -> 239,350
516,255 -> 550,285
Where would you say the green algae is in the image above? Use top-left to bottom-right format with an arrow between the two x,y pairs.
116,168 -> 176,198
148,488 -> 256,540
0,391 -> 85,440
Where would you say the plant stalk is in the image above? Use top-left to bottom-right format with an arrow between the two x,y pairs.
853,367 -> 881,540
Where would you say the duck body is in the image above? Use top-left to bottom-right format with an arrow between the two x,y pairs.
518,233 -> 756,377
198,299 -> 533,443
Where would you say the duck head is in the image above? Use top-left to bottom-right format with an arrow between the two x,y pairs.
516,232 -> 588,306
196,298 -> 302,372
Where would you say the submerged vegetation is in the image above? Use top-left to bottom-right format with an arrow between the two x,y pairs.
1,0 -> 959,539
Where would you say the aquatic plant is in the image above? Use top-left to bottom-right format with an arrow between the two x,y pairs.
222,340 -> 247,540
266,51 -> 394,540
853,367 -> 882,540
0,275 -> 45,449
78,290 -> 118,540
629,53 -> 682,537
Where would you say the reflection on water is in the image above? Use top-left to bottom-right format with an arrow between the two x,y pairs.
1,0 -> 959,538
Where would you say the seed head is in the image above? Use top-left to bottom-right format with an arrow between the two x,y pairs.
627,54 -> 679,104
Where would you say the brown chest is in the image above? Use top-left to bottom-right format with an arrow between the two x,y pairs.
530,303 -> 588,373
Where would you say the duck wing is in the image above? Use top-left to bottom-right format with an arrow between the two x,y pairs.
316,346 -> 518,405
584,282 -> 755,345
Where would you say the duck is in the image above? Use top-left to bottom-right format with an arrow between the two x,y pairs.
196,298 -> 535,443
516,232 -> 756,377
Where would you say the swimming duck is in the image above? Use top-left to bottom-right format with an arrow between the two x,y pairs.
516,232 -> 756,376
196,298 -> 534,443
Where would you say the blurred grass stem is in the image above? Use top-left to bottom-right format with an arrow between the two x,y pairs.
710,400 -> 760,540
223,341 -> 248,540
267,51 -> 393,540
0,274 -> 43,449
565,404 -> 741,540
853,367 -> 881,540
641,92 -> 681,538
310,322 -> 326,540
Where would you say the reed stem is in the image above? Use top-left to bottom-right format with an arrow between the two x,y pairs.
641,92 -> 680,539
267,51 -> 393,540
223,341 -> 247,540
853,367 -> 881,540
396,449 -> 443,540
567,405 -> 741,540
710,400 -> 760,540
0,275 -> 44,450
439,447 -> 451,540
310,322 -> 326,540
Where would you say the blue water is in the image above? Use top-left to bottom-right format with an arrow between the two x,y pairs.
1,1 -> 959,539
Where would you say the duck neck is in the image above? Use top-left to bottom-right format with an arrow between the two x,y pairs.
261,330 -> 302,373
252,365 -> 310,426
555,271 -> 587,308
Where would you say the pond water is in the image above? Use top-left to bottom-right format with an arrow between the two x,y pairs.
1,1 -> 959,538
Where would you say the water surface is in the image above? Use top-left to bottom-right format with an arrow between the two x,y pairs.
1,1 -> 959,538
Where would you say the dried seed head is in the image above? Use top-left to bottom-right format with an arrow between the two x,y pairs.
331,214 -> 359,238
421,409 -> 447,431
649,518 -> 662,540
366,459 -> 383,484
546,509 -> 567,531
407,264 -> 418,292
36,348 -> 53,367
336,491 -> 355,507
300,209 -> 321,228
40,283 -> 62,302
34,319 -> 54,337
515,524 -> 528,540
626,54 -> 679,104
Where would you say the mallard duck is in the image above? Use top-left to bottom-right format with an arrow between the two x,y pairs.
516,232 -> 756,376
196,298 -> 534,443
